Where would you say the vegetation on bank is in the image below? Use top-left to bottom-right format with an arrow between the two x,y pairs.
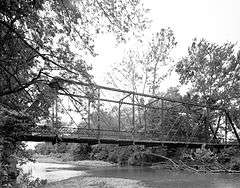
34,142 -> 240,173
16,172 -> 47,188
34,143 -> 149,165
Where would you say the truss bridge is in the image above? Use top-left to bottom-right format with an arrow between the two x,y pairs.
18,78 -> 240,149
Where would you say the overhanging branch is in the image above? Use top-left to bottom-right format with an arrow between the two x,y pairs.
0,69 -> 42,97
0,20 -> 78,75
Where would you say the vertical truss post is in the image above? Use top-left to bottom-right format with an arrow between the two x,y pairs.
225,113 -> 228,143
132,93 -> 135,142
51,100 -> 55,127
210,115 -> 221,143
88,99 -> 91,129
97,88 -> 100,143
144,107 -> 147,139
55,96 -> 58,124
205,107 -> 210,143
225,110 -> 240,145
118,93 -> 131,140
118,102 -> 121,137
161,99 -> 164,124
54,94 -> 58,134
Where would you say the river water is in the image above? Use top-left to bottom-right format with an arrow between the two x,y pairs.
22,162 -> 240,188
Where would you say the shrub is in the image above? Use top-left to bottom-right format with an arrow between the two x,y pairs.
194,147 -> 217,163
217,147 -> 240,164
128,152 -> 147,166
107,150 -> 119,163
16,172 -> 47,188
230,162 -> 240,171
71,144 -> 91,161
90,144 -> 110,161
117,145 -> 141,165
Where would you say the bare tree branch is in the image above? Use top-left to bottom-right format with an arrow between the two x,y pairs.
0,69 -> 42,97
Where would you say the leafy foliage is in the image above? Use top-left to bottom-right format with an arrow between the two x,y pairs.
145,87 -> 211,142
217,147 -> 240,164
176,39 -> 240,109
71,144 -> 91,161
194,147 -> 217,164
0,0 -> 148,112
0,106 -> 34,187
16,172 -> 47,188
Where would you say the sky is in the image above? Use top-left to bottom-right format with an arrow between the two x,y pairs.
91,0 -> 240,92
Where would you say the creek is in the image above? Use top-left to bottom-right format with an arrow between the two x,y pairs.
22,162 -> 240,188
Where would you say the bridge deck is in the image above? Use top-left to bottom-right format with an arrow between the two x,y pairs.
18,134 -> 238,149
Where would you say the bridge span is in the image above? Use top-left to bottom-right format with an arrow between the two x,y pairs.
18,78 -> 240,148
19,134 -> 239,149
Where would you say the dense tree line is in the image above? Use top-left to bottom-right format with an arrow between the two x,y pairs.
34,142 -> 167,166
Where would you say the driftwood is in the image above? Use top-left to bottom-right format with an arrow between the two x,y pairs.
186,162 -> 240,174
178,160 -> 199,172
148,152 -> 240,174
146,152 -> 180,169
196,169 -> 240,173
143,151 -> 240,174
210,170 -> 240,173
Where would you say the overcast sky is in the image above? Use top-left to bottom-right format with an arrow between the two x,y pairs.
91,0 -> 240,90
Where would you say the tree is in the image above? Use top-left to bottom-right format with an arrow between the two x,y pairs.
176,39 -> 240,139
0,0 -> 149,100
176,39 -> 240,109
146,87 -> 184,140
108,28 -> 177,95
0,106 -> 34,187
145,87 -> 210,142
0,0 -> 148,186
144,28 -> 177,95
106,28 -> 176,138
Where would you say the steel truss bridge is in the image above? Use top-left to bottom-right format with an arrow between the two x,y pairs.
18,78 -> 240,149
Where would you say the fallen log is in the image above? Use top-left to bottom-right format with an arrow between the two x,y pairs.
178,160 -> 199,173
145,152 -> 240,174
145,152 -> 179,169
209,169 -> 240,173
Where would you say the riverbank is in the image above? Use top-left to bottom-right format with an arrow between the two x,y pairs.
44,176 -> 146,188
35,154 -> 117,167
23,158 -> 240,188
30,155 -> 146,188
34,154 -> 69,164
32,149 -> 240,188
40,160 -> 145,188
